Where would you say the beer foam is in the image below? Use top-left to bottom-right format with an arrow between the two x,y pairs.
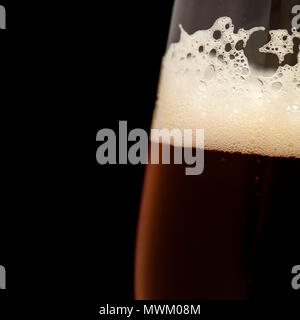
152,17 -> 300,158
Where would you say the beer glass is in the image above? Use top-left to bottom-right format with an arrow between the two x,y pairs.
135,0 -> 300,300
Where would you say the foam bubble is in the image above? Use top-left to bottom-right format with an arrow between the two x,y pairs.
152,17 -> 300,158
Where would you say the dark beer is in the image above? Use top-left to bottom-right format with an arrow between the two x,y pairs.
135,14 -> 300,300
135,145 -> 300,299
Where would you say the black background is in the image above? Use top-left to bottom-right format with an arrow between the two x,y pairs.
94,1 -> 174,300
0,0 -> 8,295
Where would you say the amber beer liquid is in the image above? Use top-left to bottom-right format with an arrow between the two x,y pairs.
135,17 -> 300,299
135,145 -> 300,299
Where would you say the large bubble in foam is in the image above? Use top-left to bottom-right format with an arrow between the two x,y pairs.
152,17 -> 300,158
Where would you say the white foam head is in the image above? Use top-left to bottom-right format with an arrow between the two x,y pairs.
152,17 -> 300,158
